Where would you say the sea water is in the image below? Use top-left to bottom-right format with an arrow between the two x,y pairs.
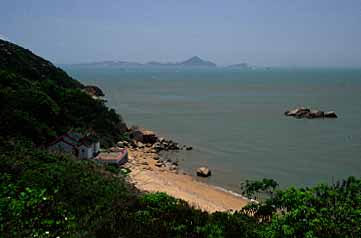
63,66 -> 361,192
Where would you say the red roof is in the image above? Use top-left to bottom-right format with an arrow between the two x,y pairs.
48,132 -> 94,147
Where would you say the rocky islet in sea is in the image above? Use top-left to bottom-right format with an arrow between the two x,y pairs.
284,107 -> 337,119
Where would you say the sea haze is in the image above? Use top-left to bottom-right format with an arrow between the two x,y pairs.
63,66 -> 361,192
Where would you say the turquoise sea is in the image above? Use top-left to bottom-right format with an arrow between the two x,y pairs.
63,66 -> 361,192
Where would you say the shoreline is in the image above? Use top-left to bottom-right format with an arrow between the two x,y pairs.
122,146 -> 249,213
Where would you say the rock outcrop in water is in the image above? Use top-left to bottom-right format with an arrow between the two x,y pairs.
284,107 -> 338,119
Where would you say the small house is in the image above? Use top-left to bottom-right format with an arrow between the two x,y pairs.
48,132 -> 100,159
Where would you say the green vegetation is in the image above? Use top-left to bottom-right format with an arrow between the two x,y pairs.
241,177 -> 361,238
0,39 -> 127,147
0,143 -> 132,237
0,143 -> 260,238
1,39 -> 361,237
3,144 -> 361,237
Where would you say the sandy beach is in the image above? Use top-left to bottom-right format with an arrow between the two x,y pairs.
122,147 -> 249,213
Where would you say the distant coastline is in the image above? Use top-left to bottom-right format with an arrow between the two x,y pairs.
62,56 -> 253,69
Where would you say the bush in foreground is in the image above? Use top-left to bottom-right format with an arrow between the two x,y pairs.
241,177 -> 361,238
1,144 -> 361,237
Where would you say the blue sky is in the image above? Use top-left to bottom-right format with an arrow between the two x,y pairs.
1,0 -> 360,67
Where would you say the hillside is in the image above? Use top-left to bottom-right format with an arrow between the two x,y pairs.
0,40 -> 82,89
0,39 -> 127,146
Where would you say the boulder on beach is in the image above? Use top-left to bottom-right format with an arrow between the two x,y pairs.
155,161 -> 163,167
136,141 -> 144,148
129,126 -> 191,152
142,130 -> 158,143
130,130 -> 144,142
129,128 -> 158,143
196,167 -> 211,177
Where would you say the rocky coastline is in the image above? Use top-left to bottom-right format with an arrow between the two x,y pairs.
108,127 -> 246,212
112,127 -> 192,172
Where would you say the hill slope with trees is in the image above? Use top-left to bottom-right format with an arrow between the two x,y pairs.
0,39 -> 127,147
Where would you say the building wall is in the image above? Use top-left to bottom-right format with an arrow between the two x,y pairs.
118,150 -> 128,165
48,137 -> 100,160
79,145 -> 93,159
94,142 -> 100,154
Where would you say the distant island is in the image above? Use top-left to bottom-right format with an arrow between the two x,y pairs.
226,62 -> 252,69
67,56 -> 252,69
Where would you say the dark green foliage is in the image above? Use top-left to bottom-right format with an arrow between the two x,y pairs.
55,87 -> 127,147
124,192 -> 209,238
0,70 -> 127,147
0,145 -> 259,238
209,212 -> 260,238
0,39 -> 127,147
0,176 -> 77,238
0,144 -> 134,237
240,179 -> 279,222
104,163 -> 131,175
118,192 -> 260,238
118,131 -> 131,142
241,178 -> 361,238
0,71 -> 59,144
241,178 -> 279,200
263,177 -> 361,238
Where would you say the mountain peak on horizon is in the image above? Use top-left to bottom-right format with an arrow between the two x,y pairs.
188,56 -> 203,61
180,56 -> 216,67
67,56 -> 217,68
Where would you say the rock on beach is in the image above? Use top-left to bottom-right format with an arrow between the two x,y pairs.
196,167 -> 212,177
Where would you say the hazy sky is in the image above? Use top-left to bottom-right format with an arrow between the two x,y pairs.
1,0 -> 361,67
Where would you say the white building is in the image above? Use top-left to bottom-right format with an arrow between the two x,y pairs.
48,132 -> 100,159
